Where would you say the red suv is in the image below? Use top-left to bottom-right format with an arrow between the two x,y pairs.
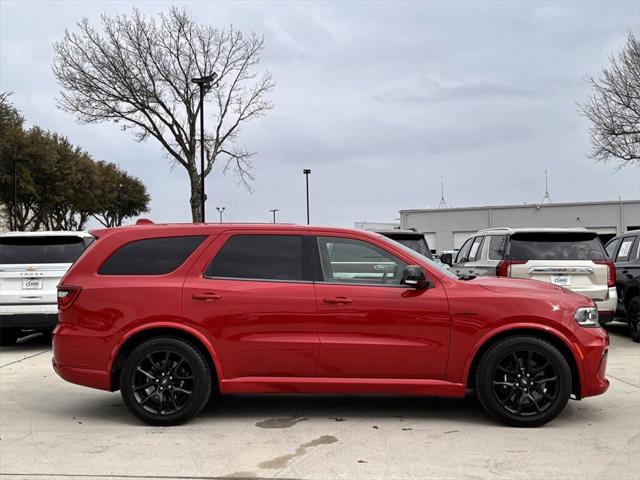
52,223 -> 609,427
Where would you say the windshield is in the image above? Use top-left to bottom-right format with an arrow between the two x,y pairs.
0,236 -> 85,264
508,232 -> 606,261
377,235 -> 458,279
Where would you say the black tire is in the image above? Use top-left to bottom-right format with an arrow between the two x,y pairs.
475,336 -> 572,427
120,337 -> 212,426
0,328 -> 18,346
627,297 -> 640,343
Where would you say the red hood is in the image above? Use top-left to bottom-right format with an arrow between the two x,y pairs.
471,276 -> 591,302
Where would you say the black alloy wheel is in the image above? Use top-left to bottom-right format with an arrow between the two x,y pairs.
476,336 -> 571,427
120,337 -> 212,425
491,349 -> 559,416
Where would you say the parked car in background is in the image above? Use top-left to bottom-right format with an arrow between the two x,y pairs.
605,231 -> 640,342
374,229 -> 433,259
0,231 -> 94,345
442,228 -> 616,323
53,222 -> 609,427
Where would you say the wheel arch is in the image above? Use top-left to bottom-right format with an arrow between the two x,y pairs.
108,322 -> 223,392
464,325 -> 583,399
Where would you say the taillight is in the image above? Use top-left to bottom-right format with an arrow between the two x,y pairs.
594,259 -> 616,288
57,286 -> 81,311
496,260 -> 527,277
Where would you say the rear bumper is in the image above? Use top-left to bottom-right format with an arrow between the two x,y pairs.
52,358 -> 111,391
52,323 -> 112,391
0,312 -> 58,330
594,287 -> 617,315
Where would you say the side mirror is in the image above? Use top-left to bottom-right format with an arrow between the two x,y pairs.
401,265 -> 431,289
440,253 -> 453,266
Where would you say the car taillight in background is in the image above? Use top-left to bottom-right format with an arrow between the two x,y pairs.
593,259 -> 616,288
57,286 -> 82,311
496,260 -> 527,277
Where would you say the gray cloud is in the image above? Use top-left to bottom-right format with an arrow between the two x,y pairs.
1,0 -> 638,228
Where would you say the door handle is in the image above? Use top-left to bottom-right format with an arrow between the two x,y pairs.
324,296 -> 353,304
192,292 -> 222,301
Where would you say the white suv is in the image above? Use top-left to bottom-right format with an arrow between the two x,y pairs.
442,227 -> 617,323
0,231 -> 94,345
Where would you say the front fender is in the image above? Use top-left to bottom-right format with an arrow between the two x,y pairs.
461,322 -> 584,391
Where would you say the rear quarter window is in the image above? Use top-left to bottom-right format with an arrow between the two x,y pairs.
99,236 -> 206,275
507,232 -> 606,261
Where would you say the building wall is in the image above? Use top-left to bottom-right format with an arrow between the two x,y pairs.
400,200 -> 640,252
353,221 -> 400,231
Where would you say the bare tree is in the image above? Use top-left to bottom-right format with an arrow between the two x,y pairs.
53,8 -> 274,221
580,32 -> 640,166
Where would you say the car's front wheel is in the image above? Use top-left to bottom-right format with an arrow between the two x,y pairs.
627,297 -> 640,343
120,337 -> 212,426
475,336 -> 572,427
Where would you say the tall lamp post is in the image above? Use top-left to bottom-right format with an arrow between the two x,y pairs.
216,206 -> 226,223
191,72 -> 219,223
12,155 -> 19,231
303,169 -> 311,225
268,209 -> 279,223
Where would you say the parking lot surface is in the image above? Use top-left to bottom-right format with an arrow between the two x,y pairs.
1,325 -> 638,480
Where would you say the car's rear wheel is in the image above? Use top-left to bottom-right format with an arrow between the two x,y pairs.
120,337 -> 212,426
0,328 -> 18,346
476,336 -> 572,427
627,297 -> 640,343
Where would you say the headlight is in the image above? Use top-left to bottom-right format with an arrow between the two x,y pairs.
574,307 -> 599,327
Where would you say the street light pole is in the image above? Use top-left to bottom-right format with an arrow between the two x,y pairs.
191,72 -> 218,223
269,209 -> 279,223
303,169 -> 311,225
12,155 -> 18,231
216,206 -> 226,223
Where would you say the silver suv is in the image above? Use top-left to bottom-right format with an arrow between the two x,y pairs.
442,228 -> 617,323
0,231 -> 94,345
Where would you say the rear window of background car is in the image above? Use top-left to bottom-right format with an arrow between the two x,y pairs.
206,235 -> 304,281
0,236 -> 84,264
98,236 -> 206,275
507,232 -> 606,261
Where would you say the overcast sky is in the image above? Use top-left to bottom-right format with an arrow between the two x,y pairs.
1,0 -> 639,227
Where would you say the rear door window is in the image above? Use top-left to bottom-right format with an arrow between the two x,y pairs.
99,236 -> 206,275
507,232 -> 606,260
615,237 -> 638,263
0,236 -> 84,264
206,235 -> 304,281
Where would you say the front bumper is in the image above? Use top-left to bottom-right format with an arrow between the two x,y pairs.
575,327 -> 610,398
0,312 -> 58,330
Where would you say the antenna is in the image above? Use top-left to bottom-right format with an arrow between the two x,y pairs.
438,177 -> 449,209
541,169 -> 552,204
